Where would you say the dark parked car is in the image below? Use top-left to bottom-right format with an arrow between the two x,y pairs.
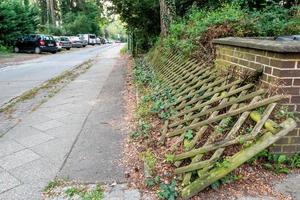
14,34 -> 57,54
59,36 -> 72,50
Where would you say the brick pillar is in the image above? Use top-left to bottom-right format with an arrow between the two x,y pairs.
213,37 -> 300,154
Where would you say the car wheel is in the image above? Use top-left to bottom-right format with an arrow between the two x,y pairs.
66,48 -> 70,50
34,47 -> 41,54
14,47 -> 20,53
51,51 -> 57,54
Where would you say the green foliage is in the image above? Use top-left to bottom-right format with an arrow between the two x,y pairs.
249,150 -> 300,174
60,1 -> 105,36
110,0 -> 161,52
64,185 -> 104,200
82,185 -> 104,200
65,187 -> 82,197
0,0 -> 39,46
211,173 -> 242,190
275,106 -> 296,120
130,120 -> 152,139
163,4 -> 245,55
141,150 -> 157,175
43,24 -> 64,36
145,176 -> 160,188
43,179 -> 63,192
0,45 -> 10,54
184,130 -> 194,140
160,2 -> 300,56
158,179 -> 177,200
165,154 -> 175,163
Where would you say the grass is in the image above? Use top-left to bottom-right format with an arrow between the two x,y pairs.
44,179 -> 64,192
64,185 -> 104,199
120,45 -> 128,54
44,179 -> 104,200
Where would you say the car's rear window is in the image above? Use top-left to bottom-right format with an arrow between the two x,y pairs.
89,35 -> 96,39
60,37 -> 69,41
41,35 -> 55,41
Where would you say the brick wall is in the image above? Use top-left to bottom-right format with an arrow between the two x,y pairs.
213,38 -> 300,154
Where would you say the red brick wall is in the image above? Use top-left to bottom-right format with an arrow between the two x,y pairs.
215,44 -> 300,154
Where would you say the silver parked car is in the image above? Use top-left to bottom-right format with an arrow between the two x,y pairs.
59,36 -> 72,50
69,36 -> 83,48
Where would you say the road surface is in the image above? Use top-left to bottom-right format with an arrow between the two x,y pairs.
0,44 -> 114,107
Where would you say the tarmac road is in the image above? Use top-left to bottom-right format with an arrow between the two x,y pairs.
0,44 -> 114,107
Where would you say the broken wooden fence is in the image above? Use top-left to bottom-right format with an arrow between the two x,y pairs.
144,49 -> 296,199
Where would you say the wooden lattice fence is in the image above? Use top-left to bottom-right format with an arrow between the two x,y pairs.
144,49 -> 297,199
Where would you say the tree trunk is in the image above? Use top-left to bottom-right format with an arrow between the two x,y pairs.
159,0 -> 176,36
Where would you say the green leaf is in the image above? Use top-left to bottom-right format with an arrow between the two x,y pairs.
184,130 -> 193,140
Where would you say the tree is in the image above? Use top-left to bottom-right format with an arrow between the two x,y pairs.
0,0 -> 39,45
110,0 -> 161,51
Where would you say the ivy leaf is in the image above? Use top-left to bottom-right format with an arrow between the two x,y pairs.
184,130 -> 193,140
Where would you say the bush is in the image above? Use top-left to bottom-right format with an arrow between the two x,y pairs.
163,4 -> 245,55
0,45 -> 10,54
161,3 -> 300,56
0,0 -> 39,46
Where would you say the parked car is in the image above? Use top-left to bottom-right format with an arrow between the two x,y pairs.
53,36 -> 62,51
69,36 -> 83,48
100,37 -> 106,44
14,34 -> 57,54
77,35 -> 87,47
77,34 -> 96,45
96,37 -> 101,45
59,36 -> 72,50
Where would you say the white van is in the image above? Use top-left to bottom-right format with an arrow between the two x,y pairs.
77,34 -> 96,46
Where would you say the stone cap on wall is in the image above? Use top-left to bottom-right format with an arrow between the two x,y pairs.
213,37 -> 300,53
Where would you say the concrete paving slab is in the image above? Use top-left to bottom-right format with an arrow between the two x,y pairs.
55,114 -> 86,125
0,139 -> 25,158
5,125 -> 47,140
44,124 -> 82,139
14,132 -> 54,148
0,149 -> 40,170
124,189 -> 141,200
8,158 -> 57,184
30,138 -> 73,166
32,120 -> 64,132
21,113 -> 52,126
0,184 -> 43,200
0,171 -> 21,194
44,111 -> 72,120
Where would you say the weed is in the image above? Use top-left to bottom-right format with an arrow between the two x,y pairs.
120,46 -> 128,54
249,150 -> 300,174
158,179 -> 177,200
82,185 -> 104,200
130,120 -> 151,139
141,150 -> 157,175
165,154 -> 175,163
145,176 -> 160,188
275,105 -> 296,120
184,129 -> 193,140
65,186 -> 83,197
44,179 -> 63,192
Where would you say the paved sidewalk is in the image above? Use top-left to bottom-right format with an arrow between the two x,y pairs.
0,45 -> 133,200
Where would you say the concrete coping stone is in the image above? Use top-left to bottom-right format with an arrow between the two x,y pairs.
213,37 -> 300,53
